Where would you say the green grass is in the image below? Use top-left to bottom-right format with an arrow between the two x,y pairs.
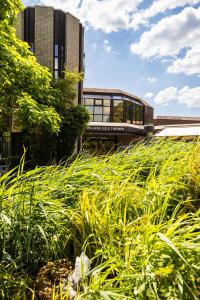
0,140 -> 200,299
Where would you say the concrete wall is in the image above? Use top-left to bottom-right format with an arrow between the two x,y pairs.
15,11 -> 24,40
35,6 -> 54,73
65,13 -> 80,72
65,13 -> 81,104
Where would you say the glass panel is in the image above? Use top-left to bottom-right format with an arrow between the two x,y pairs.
85,98 -> 94,105
54,44 -> 59,56
125,101 -> 133,123
61,45 -> 64,57
113,95 -> 123,100
104,99 -> 110,106
54,58 -> 59,69
95,99 -> 103,106
90,115 -> 94,121
29,43 -> 34,53
132,104 -> 136,122
135,105 -> 141,122
113,100 -> 123,121
104,106 -> 110,114
94,106 -> 103,114
113,115 -> 123,122
54,71 -> 59,78
103,115 -> 110,122
94,115 -> 103,122
86,106 -> 93,114
113,100 -> 123,107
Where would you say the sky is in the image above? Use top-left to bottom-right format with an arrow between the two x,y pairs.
22,0 -> 200,117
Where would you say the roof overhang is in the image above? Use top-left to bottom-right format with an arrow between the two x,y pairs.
155,126 -> 200,137
85,122 -> 145,135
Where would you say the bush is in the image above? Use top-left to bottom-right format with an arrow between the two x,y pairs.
0,140 -> 199,299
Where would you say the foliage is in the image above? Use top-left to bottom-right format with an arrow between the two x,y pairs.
0,0 -> 23,24
0,0 -> 89,162
0,0 -> 61,133
0,140 -> 200,299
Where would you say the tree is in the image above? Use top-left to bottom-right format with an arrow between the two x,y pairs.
0,0 -> 90,165
0,1 -> 61,134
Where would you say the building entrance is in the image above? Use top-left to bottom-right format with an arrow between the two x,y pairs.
83,137 -> 117,154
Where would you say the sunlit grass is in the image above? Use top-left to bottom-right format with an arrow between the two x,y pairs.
0,140 -> 200,299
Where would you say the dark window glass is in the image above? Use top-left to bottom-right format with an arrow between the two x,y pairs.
132,104 -> 136,123
125,101 -> 133,123
113,115 -> 123,122
24,8 -> 35,46
113,100 -> 123,122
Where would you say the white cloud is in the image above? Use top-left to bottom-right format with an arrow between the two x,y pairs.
167,44 -> 200,75
130,0 -> 200,29
148,77 -> 157,83
154,86 -> 200,107
145,92 -> 154,98
131,6 -> 200,76
38,0 -> 80,15
155,87 -> 178,104
178,86 -> 200,107
38,0 -> 200,33
131,7 -> 200,59
103,40 -> 112,53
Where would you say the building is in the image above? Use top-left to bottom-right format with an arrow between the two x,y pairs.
154,116 -> 200,139
82,88 -> 154,152
16,5 -> 84,104
155,125 -> 200,138
0,6 -> 84,161
154,116 -> 200,127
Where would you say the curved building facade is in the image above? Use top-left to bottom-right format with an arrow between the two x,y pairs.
83,88 -> 154,153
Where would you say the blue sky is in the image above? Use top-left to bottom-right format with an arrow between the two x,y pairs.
22,0 -> 200,116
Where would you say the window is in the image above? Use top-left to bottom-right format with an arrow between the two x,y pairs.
54,44 -> 59,56
104,107 -> 110,114
103,99 -> 110,106
85,98 -> 94,105
54,71 -> 59,79
94,106 -> 103,114
95,99 -> 103,106
86,106 -> 93,114
135,105 -> 144,124
125,101 -> 133,123
54,58 -> 59,69
94,115 -> 103,122
103,115 -> 110,122
113,100 -> 124,123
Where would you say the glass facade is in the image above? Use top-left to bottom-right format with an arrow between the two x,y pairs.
24,7 -> 35,53
84,94 -> 144,125
54,11 -> 65,79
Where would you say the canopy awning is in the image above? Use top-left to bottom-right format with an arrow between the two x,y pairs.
155,126 -> 200,137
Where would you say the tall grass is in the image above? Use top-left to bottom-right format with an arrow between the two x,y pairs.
0,140 -> 200,299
